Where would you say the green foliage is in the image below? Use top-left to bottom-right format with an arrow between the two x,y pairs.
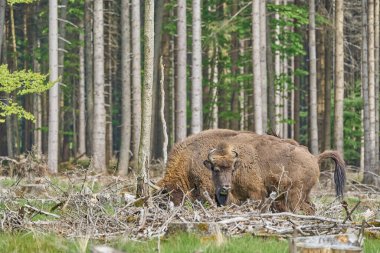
0,64 -> 52,122
268,3 -> 309,58
1,232 -> 379,253
343,86 -> 363,165
113,233 -> 288,253
0,232 -> 81,253
7,0 -> 35,5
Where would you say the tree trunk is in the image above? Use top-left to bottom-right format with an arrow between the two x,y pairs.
230,0 -> 239,130
191,0 -> 202,134
267,17 -> 276,132
324,4 -> 333,151
309,0 -> 318,154
48,0 -> 60,173
260,0 -> 268,130
274,0 -> 281,134
118,0 -> 131,176
85,0 -> 94,156
160,57 -> 168,164
78,28 -> 86,156
33,14 -> 42,156
0,0 -> 5,61
317,7 -> 326,150
212,45 -> 219,129
150,0 -> 165,160
239,40 -> 246,130
252,0 -> 263,134
366,0 -> 377,184
92,0 -> 106,172
362,0 -> 370,180
374,0 -> 379,175
137,0 -> 154,198
105,1 -> 113,168
334,0 -> 344,157
131,0 -> 141,164
58,0 -> 68,161
176,0 -> 187,141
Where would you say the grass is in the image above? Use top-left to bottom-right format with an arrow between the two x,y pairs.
1,232 -> 379,253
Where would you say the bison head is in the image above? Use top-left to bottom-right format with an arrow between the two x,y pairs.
203,142 -> 239,206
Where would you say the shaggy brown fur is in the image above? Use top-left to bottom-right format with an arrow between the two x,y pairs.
158,129 -> 346,214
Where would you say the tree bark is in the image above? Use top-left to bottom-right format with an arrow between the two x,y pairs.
260,0 -> 268,130
33,9 -> 42,156
252,0 -> 263,134
274,0 -> 281,134
84,0 -> 94,156
150,0 -> 165,160
78,28 -> 86,156
118,0 -> 132,176
334,0 -> 344,157
0,0 -> 5,60
105,1 -> 113,168
324,27 -> 332,151
366,0 -> 377,183
309,0 -> 318,154
92,0 -> 106,172
191,0 -> 202,134
230,0 -> 239,130
176,0 -> 187,142
267,16 -> 276,132
48,0 -> 60,173
362,0 -> 370,180
131,0 -> 141,163
137,0 -> 154,198
374,0 -> 379,175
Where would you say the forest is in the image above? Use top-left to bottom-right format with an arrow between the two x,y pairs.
0,0 -> 380,252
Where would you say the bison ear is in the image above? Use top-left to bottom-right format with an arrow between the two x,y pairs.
233,159 -> 241,171
203,160 -> 213,170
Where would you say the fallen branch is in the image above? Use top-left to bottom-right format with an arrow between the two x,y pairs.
24,204 -> 60,219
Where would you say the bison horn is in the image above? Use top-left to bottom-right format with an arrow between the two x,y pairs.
208,148 -> 216,162
232,150 -> 238,158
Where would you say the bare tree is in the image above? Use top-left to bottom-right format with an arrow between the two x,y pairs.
92,0 -> 106,171
274,0 -> 281,134
362,0 -> 371,182
48,0 -> 59,173
191,0 -> 202,134
334,0 -> 344,156
131,0 -> 141,164
374,0 -> 379,175
309,0 -> 318,154
33,4 -> 42,156
78,28 -> 86,156
0,0 -> 5,59
366,0 -> 377,183
84,0 -> 94,156
137,0 -> 154,197
260,0 -> 268,130
118,0 -> 132,176
176,0 -> 187,141
252,0 -> 263,134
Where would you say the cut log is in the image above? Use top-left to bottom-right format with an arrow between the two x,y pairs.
166,222 -> 221,236
289,234 -> 362,253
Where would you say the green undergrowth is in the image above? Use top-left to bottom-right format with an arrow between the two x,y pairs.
0,232 -> 379,253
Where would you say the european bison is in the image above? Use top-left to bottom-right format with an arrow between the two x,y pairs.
158,129 -> 346,214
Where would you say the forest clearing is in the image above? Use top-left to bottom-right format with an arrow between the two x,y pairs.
1,0 -> 380,252
0,153 -> 379,252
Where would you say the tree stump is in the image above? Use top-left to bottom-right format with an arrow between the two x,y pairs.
289,234 -> 363,253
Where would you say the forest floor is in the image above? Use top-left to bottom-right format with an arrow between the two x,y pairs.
0,154 -> 379,252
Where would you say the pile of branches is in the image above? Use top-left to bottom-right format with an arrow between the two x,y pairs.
0,173 -> 379,241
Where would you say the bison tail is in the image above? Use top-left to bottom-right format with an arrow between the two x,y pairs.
318,151 -> 346,199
